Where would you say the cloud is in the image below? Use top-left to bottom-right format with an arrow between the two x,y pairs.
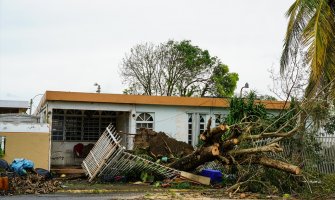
0,0 -> 293,101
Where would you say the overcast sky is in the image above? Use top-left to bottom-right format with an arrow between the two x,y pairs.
0,0 -> 293,107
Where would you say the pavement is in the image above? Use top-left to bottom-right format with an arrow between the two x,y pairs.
1,193 -> 145,200
1,192 -> 232,200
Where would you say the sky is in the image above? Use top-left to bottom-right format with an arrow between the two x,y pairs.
0,0 -> 293,109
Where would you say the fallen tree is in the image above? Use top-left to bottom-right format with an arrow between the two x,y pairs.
168,120 -> 301,174
167,93 -> 305,176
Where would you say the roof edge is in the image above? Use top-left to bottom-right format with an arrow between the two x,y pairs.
36,91 -> 289,111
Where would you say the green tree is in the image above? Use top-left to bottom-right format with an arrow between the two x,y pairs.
210,64 -> 239,97
120,40 -> 239,97
281,0 -> 335,99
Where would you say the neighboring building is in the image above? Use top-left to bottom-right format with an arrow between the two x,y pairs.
0,100 -> 29,114
0,114 -> 50,170
35,91 -> 287,167
0,100 -> 50,169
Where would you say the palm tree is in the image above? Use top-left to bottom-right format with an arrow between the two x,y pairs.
281,0 -> 335,99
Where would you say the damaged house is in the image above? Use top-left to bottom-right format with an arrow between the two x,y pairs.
34,91 -> 286,168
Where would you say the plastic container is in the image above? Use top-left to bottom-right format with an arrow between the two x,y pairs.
0,177 -> 9,191
200,169 -> 223,183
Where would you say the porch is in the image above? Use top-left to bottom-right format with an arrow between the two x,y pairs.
50,109 -> 131,166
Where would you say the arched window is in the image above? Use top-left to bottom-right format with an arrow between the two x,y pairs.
136,113 -> 154,133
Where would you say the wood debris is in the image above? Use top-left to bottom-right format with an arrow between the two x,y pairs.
8,174 -> 61,194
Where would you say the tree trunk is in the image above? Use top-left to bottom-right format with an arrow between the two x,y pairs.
255,157 -> 301,175
200,124 -> 229,141
227,143 -> 282,155
168,144 -> 219,171
222,138 -> 239,150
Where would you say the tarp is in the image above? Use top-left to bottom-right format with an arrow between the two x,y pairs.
10,158 -> 34,175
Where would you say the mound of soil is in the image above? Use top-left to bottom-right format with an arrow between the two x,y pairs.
134,128 -> 194,158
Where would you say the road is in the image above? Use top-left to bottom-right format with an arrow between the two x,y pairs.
2,193 -> 144,200
1,191 -> 229,200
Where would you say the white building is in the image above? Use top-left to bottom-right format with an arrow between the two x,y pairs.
35,91 -> 286,166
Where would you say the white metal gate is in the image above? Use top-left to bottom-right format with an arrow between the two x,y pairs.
82,124 -> 180,182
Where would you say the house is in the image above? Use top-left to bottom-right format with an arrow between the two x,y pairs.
0,100 -> 29,114
34,91 -> 287,167
0,100 -> 50,169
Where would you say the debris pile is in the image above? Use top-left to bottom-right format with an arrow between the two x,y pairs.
134,128 -> 194,159
168,119 -> 301,175
0,158 -> 61,195
9,174 -> 61,194
82,124 -> 180,182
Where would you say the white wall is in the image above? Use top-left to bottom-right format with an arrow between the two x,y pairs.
51,141 -> 94,166
132,104 -> 229,143
45,101 -> 230,143
45,101 -> 230,165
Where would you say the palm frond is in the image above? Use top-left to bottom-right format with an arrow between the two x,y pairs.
302,0 -> 335,97
280,0 -> 311,74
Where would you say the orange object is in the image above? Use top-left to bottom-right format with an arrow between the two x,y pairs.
0,177 -> 9,191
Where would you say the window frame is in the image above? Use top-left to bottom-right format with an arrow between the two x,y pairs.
51,109 -> 117,142
135,112 -> 154,133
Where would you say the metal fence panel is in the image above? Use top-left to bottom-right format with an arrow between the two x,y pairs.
82,124 -> 180,182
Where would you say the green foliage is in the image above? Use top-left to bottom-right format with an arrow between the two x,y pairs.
223,93 -> 330,198
225,91 -> 268,126
171,182 -> 191,189
172,40 -> 212,71
322,115 -> 335,135
120,40 -> 239,97
212,64 -> 239,97
312,174 -> 335,196
281,0 -> 335,99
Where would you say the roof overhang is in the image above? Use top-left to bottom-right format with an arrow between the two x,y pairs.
36,91 -> 289,111
0,100 -> 29,109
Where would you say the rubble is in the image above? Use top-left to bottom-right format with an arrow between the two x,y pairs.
82,125 -> 181,182
0,158 -> 61,195
9,173 -> 61,194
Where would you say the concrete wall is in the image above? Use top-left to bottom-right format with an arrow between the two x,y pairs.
44,101 -> 230,165
132,104 -> 229,143
51,141 -> 94,166
45,101 -> 229,145
0,123 -> 50,170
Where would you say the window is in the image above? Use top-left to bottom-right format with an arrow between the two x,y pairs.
136,113 -> 154,133
214,114 -> 225,126
52,109 -> 65,140
199,114 -> 206,134
83,110 -> 100,141
64,110 -> 83,141
187,113 -> 207,146
100,111 -> 117,133
188,114 -> 193,145
51,109 -> 117,141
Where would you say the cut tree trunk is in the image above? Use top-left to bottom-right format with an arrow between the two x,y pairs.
256,156 -> 301,175
168,144 -> 219,171
222,138 -> 239,150
227,143 -> 283,155
200,124 -> 229,141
